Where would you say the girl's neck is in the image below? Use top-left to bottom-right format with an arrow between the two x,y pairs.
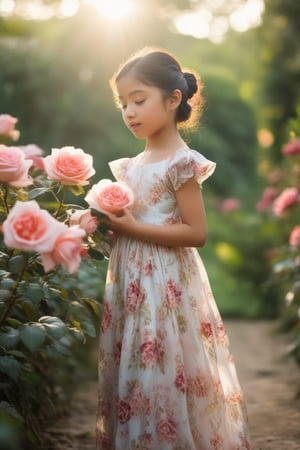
145,131 -> 187,154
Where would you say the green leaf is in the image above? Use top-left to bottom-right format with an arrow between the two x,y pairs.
51,342 -> 71,356
81,321 -> 96,337
39,316 -> 67,340
69,327 -> 85,342
0,355 -> 21,381
88,247 -> 105,261
90,209 -> 107,220
0,401 -> 24,422
8,255 -> 27,274
59,334 -> 72,347
28,187 -> 50,199
0,290 -> 11,302
83,298 -> 100,315
25,285 -> 44,303
68,184 -> 85,196
19,323 -> 46,353
18,301 -> 37,321
6,319 -> 21,328
0,328 -> 19,349
0,278 -> 15,290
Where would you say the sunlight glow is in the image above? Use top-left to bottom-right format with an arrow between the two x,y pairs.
88,0 -> 134,21
173,0 -> 265,42
174,9 -> 212,40
60,0 -> 79,18
229,0 -> 264,32
0,0 -> 15,16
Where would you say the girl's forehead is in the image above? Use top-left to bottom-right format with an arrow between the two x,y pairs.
116,76 -> 152,97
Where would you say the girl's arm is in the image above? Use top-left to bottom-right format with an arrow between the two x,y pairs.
106,177 -> 207,248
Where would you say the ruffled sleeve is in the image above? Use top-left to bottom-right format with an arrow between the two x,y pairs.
167,149 -> 216,191
108,158 -> 131,182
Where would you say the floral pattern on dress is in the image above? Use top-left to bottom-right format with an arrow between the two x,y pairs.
97,148 -> 252,449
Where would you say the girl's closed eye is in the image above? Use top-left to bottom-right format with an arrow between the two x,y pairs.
135,99 -> 145,105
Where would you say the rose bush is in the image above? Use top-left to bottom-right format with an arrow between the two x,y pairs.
0,114 -> 118,449
256,128 -> 300,386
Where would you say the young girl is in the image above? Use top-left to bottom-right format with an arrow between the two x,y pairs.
97,48 -> 252,450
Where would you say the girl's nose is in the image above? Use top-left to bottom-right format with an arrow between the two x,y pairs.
124,104 -> 135,118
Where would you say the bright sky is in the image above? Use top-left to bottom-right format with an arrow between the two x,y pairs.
0,0 -> 265,42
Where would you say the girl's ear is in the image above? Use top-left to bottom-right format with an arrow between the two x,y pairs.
169,89 -> 182,110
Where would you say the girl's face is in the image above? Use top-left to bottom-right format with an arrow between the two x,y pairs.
116,75 -> 177,140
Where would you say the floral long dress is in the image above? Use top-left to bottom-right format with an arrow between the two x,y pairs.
96,148 -> 252,450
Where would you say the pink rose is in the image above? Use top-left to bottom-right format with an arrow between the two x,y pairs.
256,187 -> 278,212
3,200 -> 65,253
68,208 -> 99,234
282,139 -> 300,156
0,144 -> 33,187
219,198 -> 241,213
85,179 -> 134,214
19,144 -> 45,171
272,187 -> 299,217
40,225 -> 86,274
289,225 -> 300,248
0,114 -> 20,141
43,146 -> 95,185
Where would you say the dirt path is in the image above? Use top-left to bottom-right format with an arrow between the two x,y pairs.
42,321 -> 300,450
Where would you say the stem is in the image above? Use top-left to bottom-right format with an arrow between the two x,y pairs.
0,185 -> 10,215
0,257 -> 28,327
55,184 -> 67,219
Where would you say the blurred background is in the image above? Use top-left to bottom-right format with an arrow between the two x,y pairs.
1,1 -> 300,448
1,0 -> 299,316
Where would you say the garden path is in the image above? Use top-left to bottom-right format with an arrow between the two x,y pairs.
42,321 -> 300,450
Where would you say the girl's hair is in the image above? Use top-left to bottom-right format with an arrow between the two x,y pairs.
110,47 -> 204,129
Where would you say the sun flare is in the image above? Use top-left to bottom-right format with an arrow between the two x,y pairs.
89,0 -> 134,21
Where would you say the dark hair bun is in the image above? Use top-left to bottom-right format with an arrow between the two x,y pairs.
183,72 -> 198,99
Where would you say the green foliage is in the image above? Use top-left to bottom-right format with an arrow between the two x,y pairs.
191,71 -> 257,197
201,196 -> 274,319
0,136 -> 108,447
257,0 -> 300,155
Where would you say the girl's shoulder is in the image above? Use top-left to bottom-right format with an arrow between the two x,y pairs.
167,147 -> 216,190
109,157 -> 133,181
169,147 -> 214,165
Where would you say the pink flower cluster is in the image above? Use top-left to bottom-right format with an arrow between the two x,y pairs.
1,128 -> 135,274
282,139 -> 300,156
219,198 -> 241,213
0,114 -> 20,142
3,201 -> 86,274
272,187 -> 299,217
289,225 -> 300,248
256,187 -> 278,212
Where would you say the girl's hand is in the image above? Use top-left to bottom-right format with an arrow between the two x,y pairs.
106,208 -> 138,236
